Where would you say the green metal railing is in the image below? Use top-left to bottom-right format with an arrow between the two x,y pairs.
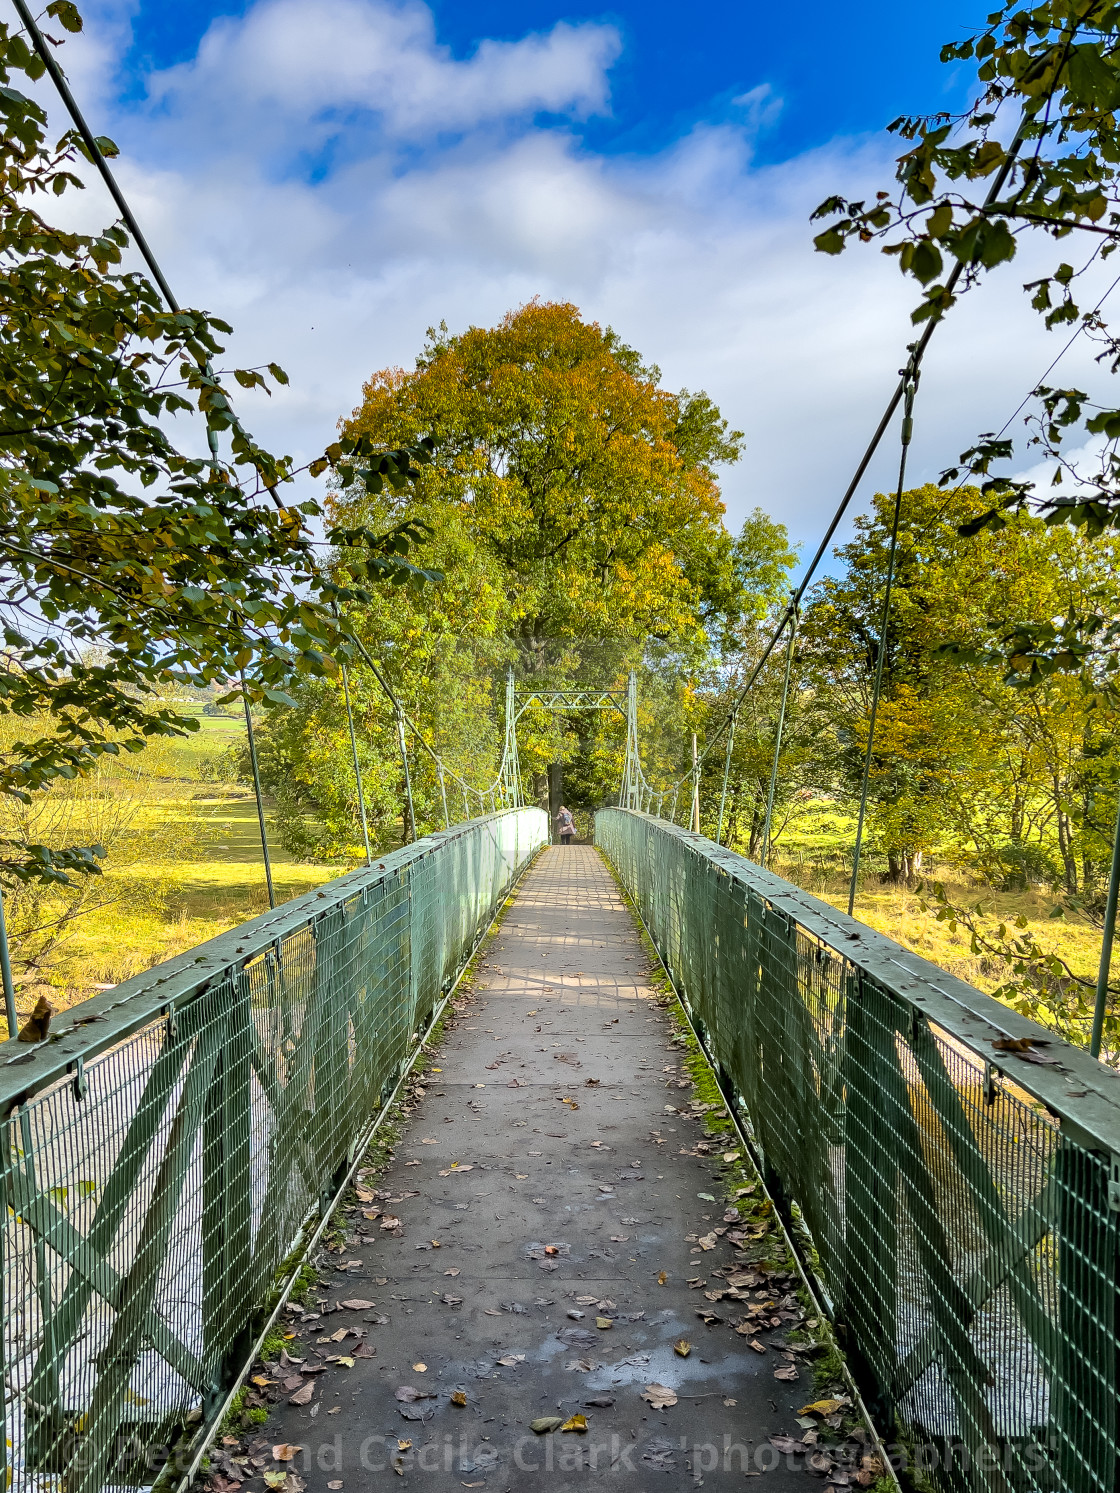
0,808 -> 547,1493
596,808 -> 1120,1493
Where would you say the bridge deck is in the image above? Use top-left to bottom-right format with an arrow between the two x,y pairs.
252,846 -> 831,1489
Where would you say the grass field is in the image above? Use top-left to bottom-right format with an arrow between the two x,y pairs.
2,708 -> 355,1036
7,737 -> 1112,1051
764,797 -> 1112,1041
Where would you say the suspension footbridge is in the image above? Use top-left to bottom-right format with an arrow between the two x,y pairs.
2,693 -> 1119,1493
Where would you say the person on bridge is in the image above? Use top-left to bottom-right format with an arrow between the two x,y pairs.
556,804 -> 575,845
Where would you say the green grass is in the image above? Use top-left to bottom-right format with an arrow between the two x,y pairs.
8,717 -> 353,1025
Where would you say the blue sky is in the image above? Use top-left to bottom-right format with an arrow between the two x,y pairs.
123,0 -> 975,163
58,0 -> 1112,549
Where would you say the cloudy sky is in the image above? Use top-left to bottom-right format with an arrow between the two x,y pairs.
50,0 -> 1120,559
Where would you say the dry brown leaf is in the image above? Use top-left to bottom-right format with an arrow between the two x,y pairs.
288,1383 -> 314,1407
657,1271 -> 668,1286
271,1446 -> 301,1463
673,1339 -> 691,1357
444,1268 -> 460,1276
641,1384 -> 678,1410
339,1299 -> 375,1310
697,1232 -> 718,1251
450,1391 -> 467,1407
774,1366 -> 799,1381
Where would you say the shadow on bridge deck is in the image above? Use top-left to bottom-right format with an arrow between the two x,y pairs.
244,846 -> 859,1490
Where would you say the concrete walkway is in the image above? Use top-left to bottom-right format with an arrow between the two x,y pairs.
256,846 -> 830,1490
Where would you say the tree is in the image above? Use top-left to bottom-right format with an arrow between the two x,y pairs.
799,484 -> 1120,890
0,3 -> 434,887
811,0 -> 1120,688
325,302 -> 792,813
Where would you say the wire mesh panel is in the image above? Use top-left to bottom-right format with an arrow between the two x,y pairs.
0,808 -> 546,1493
596,808 -> 1120,1493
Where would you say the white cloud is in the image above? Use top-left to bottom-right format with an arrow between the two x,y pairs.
48,0 -> 1120,556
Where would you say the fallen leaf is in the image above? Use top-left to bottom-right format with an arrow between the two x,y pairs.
450,1391 -> 467,1407
379,1216 -> 401,1231
610,1235 -> 630,1242
531,1417 -> 563,1435
271,1446 -> 301,1463
748,1339 -> 766,1353
397,1440 -> 412,1452
642,1384 -> 678,1410
595,1317 -> 613,1330
723,1397 -> 737,1407
560,1414 -> 588,1433
657,1271 -> 668,1286
444,1268 -> 460,1276
769,1435 -> 801,1454
722,1150 -> 740,1163
774,1366 -> 799,1381
394,1387 -> 435,1403
330,1328 -> 349,1343
327,1483 -> 342,1490
673,1339 -> 691,1357
698,1232 -> 718,1250
340,1299 -> 375,1311
584,1395 -> 615,1407
288,1383 -> 314,1406
412,1363 -> 427,1373
496,1354 -> 524,1367
798,1397 -> 849,1418
336,1357 -> 355,1369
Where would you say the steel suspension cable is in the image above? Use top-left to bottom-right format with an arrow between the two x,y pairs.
715,707 -> 739,847
847,375 -> 918,916
240,673 -> 276,910
340,664 -> 372,865
648,127 -> 1030,808
12,0 -> 288,507
760,601 -> 799,868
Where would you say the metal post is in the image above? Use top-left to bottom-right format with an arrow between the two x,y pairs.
0,881 -> 19,1038
761,608 -> 798,868
690,732 -> 701,834
670,786 -> 680,824
1090,790 -> 1120,1057
396,708 -> 416,844
341,665 -> 372,866
241,677 -> 276,910
716,708 -> 738,847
